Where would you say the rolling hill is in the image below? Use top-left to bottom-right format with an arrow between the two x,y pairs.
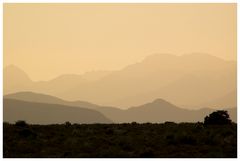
4,92 -> 237,123
3,98 -> 112,124
124,99 -> 236,123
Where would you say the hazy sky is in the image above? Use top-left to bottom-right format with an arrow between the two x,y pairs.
4,3 -> 236,81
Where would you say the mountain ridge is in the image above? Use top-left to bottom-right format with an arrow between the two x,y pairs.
4,91 -> 237,123
4,53 -> 236,108
3,98 -> 112,124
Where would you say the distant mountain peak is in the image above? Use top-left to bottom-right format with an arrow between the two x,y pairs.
151,98 -> 178,107
4,64 -> 26,73
4,64 -> 32,93
4,64 -> 19,68
152,98 -> 169,103
128,98 -> 180,111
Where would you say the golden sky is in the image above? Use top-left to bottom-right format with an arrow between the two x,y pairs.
4,3 -> 236,81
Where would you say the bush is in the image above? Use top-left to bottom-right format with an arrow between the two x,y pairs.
204,110 -> 232,125
166,134 -> 176,145
64,121 -> 71,127
15,120 -> 28,127
131,122 -> 138,125
19,129 -> 36,138
179,135 -> 197,145
164,121 -> 177,125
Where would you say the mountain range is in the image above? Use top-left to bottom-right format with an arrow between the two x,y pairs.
4,53 -> 236,109
4,92 -> 237,124
3,98 -> 112,124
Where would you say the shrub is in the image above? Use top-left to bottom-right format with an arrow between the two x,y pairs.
165,134 -> 176,145
204,110 -> 232,125
19,129 -> 36,138
105,128 -> 114,135
164,121 -> 177,125
179,135 -> 197,145
64,121 -> 71,127
131,122 -> 138,125
15,120 -> 28,127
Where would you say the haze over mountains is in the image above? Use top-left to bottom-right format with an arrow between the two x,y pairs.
4,53 -> 236,109
3,98 -> 112,124
4,92 -> 237,124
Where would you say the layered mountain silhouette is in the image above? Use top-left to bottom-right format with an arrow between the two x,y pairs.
3,66 -> 111,98
3,98 -> 112,124
4,65 -> 33,94
4,53 -> 236,108
4,91 -> 105,109
4,92 -> 237,123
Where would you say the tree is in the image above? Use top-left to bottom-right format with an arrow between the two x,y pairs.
204,110 -> 232,125
64,121 -> 71,127
15,120 -> 28,127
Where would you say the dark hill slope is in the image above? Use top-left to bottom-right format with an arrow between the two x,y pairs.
3,98 -> 112,124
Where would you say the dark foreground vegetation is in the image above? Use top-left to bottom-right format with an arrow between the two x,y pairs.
4,121 -> 237,158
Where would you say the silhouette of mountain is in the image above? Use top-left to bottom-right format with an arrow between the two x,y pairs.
5,92 -> 236,123
124,99 -> 236,123
3,67 -> 110,98
81,70 -> 113,81
3,65 -> 33,94
4,91 -> 123,122
4,91 -> 107,109
107,53 -> 236,107
3,98 -> 112,124
54,54 -> 235,108
113,72 -> 236,108
4,53 -> 236,108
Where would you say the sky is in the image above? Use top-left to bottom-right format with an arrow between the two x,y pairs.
4,3 -> 236,81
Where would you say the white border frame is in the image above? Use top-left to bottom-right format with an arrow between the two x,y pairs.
1,0 -> 238,160
2,0 -> 239,3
